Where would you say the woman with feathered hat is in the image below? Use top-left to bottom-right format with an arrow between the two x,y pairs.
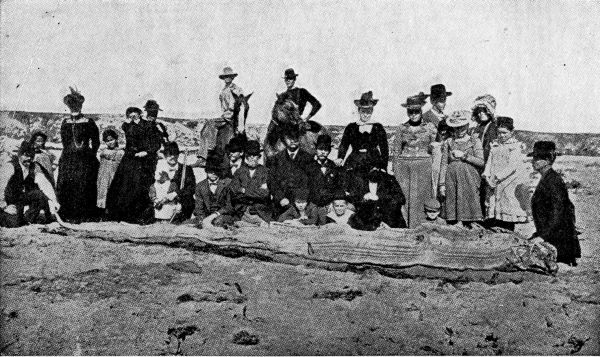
56,87 -> 100,223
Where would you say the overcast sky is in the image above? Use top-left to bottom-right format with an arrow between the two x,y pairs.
1,0 -> 599,133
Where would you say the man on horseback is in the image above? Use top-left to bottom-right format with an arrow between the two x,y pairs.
264,68 -> 326,157
217,67 -> 246,151
282,68 -> 321,124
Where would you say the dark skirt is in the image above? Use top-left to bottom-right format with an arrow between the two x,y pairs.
105,155 -> 154,223
57,150 -> 99,222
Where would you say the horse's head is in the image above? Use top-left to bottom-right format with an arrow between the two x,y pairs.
272,92 -> 301,125
231,91 -> 253,131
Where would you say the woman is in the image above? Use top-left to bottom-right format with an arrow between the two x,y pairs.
482,117 -> 530,231
56,87 -> 100,222
529,141 -> 581,266
392,92 -> 437,228
106,107 -> 156,223
336,91 -> 388,183
438,110 -> 485,225
470,94 -> 498,162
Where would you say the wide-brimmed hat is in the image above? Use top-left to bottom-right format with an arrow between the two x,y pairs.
429,84 -> 452,100
30,131 -> 48,143
527,141 -> 558,162
401,92 -> 429,108
472,94 -> 497,116
315,134 -> 333,150
354,91 -> 379,108
244,140 -> 262,156
144,100 -> 163,112
496,116 -> 514,131
446,110 -> 472,127
283,68 -> 298,80
219,67 -> 238,79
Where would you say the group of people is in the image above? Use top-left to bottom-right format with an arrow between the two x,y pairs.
0,69 -> 581,266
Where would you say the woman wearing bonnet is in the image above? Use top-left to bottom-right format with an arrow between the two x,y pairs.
392,92 -> 437,228
336,91 -> 389,185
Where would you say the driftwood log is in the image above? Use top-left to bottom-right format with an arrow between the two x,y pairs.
45,220 -> 558,285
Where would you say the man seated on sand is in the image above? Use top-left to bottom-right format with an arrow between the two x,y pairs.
0,141 -> 59,227
193,150 -> 235,228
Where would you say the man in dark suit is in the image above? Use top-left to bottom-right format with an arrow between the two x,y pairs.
229,141 -> 272,224
193,150 -> 235,228
144,100 -> 169,175
309,134 -> 344,209
266,124 -> 314,216
281,68 -> 322,123
529,141 -> 581,266
423,84 -> 451,129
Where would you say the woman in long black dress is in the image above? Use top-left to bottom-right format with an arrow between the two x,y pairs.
106,107 -> 159,223
529,141 -> 581,266
56,87 -> 100,222
336,91 -> 388,186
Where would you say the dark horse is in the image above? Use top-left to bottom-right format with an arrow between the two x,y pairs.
197,92 -> 253,161
264,92 -> 328,157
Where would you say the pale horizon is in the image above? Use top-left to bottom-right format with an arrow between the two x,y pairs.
1,0 -> 599,133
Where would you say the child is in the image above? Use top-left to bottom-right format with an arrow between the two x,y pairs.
278,188 -> 327,226
96,129 -> 124,212
423,198 -> 446,225
325,192 -> 354,225
229,140 -> 272,225
149,171 -> 180,221
29,131 -> 56,181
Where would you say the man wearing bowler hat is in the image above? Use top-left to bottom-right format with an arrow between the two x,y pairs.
310,134 -> 345,209
423,84 -> 452,129
281,68 -> 322,124
217,67 -> 245,150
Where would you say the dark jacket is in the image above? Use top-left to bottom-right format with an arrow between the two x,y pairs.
471,121 -> 498,162
277,203 -> 328,226
531,168 -> 581,265
229,165 -> 272,222
194,178 -> 233,221
283,87 -> 322,117
347,172 -> 407,229
309,157 -> 345,207
266,149 -> 314,204
168,164 -> 196,223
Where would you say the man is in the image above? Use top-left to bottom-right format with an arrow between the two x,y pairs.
229,140 -> 272,225
310,134 -> 344,208
194,150 -> 235,228
217,67 -> 245,151
222,136 -> 245,178
266,124 -> 315,216
0,141 -> 59,227
281,68 -> 322,123
423,84 -> 451,129
152,142 -> 196,223
143,99 -> 168,174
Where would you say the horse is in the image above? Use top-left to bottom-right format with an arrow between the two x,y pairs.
264,92 -> 328,158
197,92 -> 253,161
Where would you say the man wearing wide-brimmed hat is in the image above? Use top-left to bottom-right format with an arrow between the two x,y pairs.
281,68 -> 322,123
423,84 -> 452,129
0,141 -> 59,227
144,99 -> 169,145
217,67 -> 245,147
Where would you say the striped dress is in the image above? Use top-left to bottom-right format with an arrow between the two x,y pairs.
439,135 -> 485,221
